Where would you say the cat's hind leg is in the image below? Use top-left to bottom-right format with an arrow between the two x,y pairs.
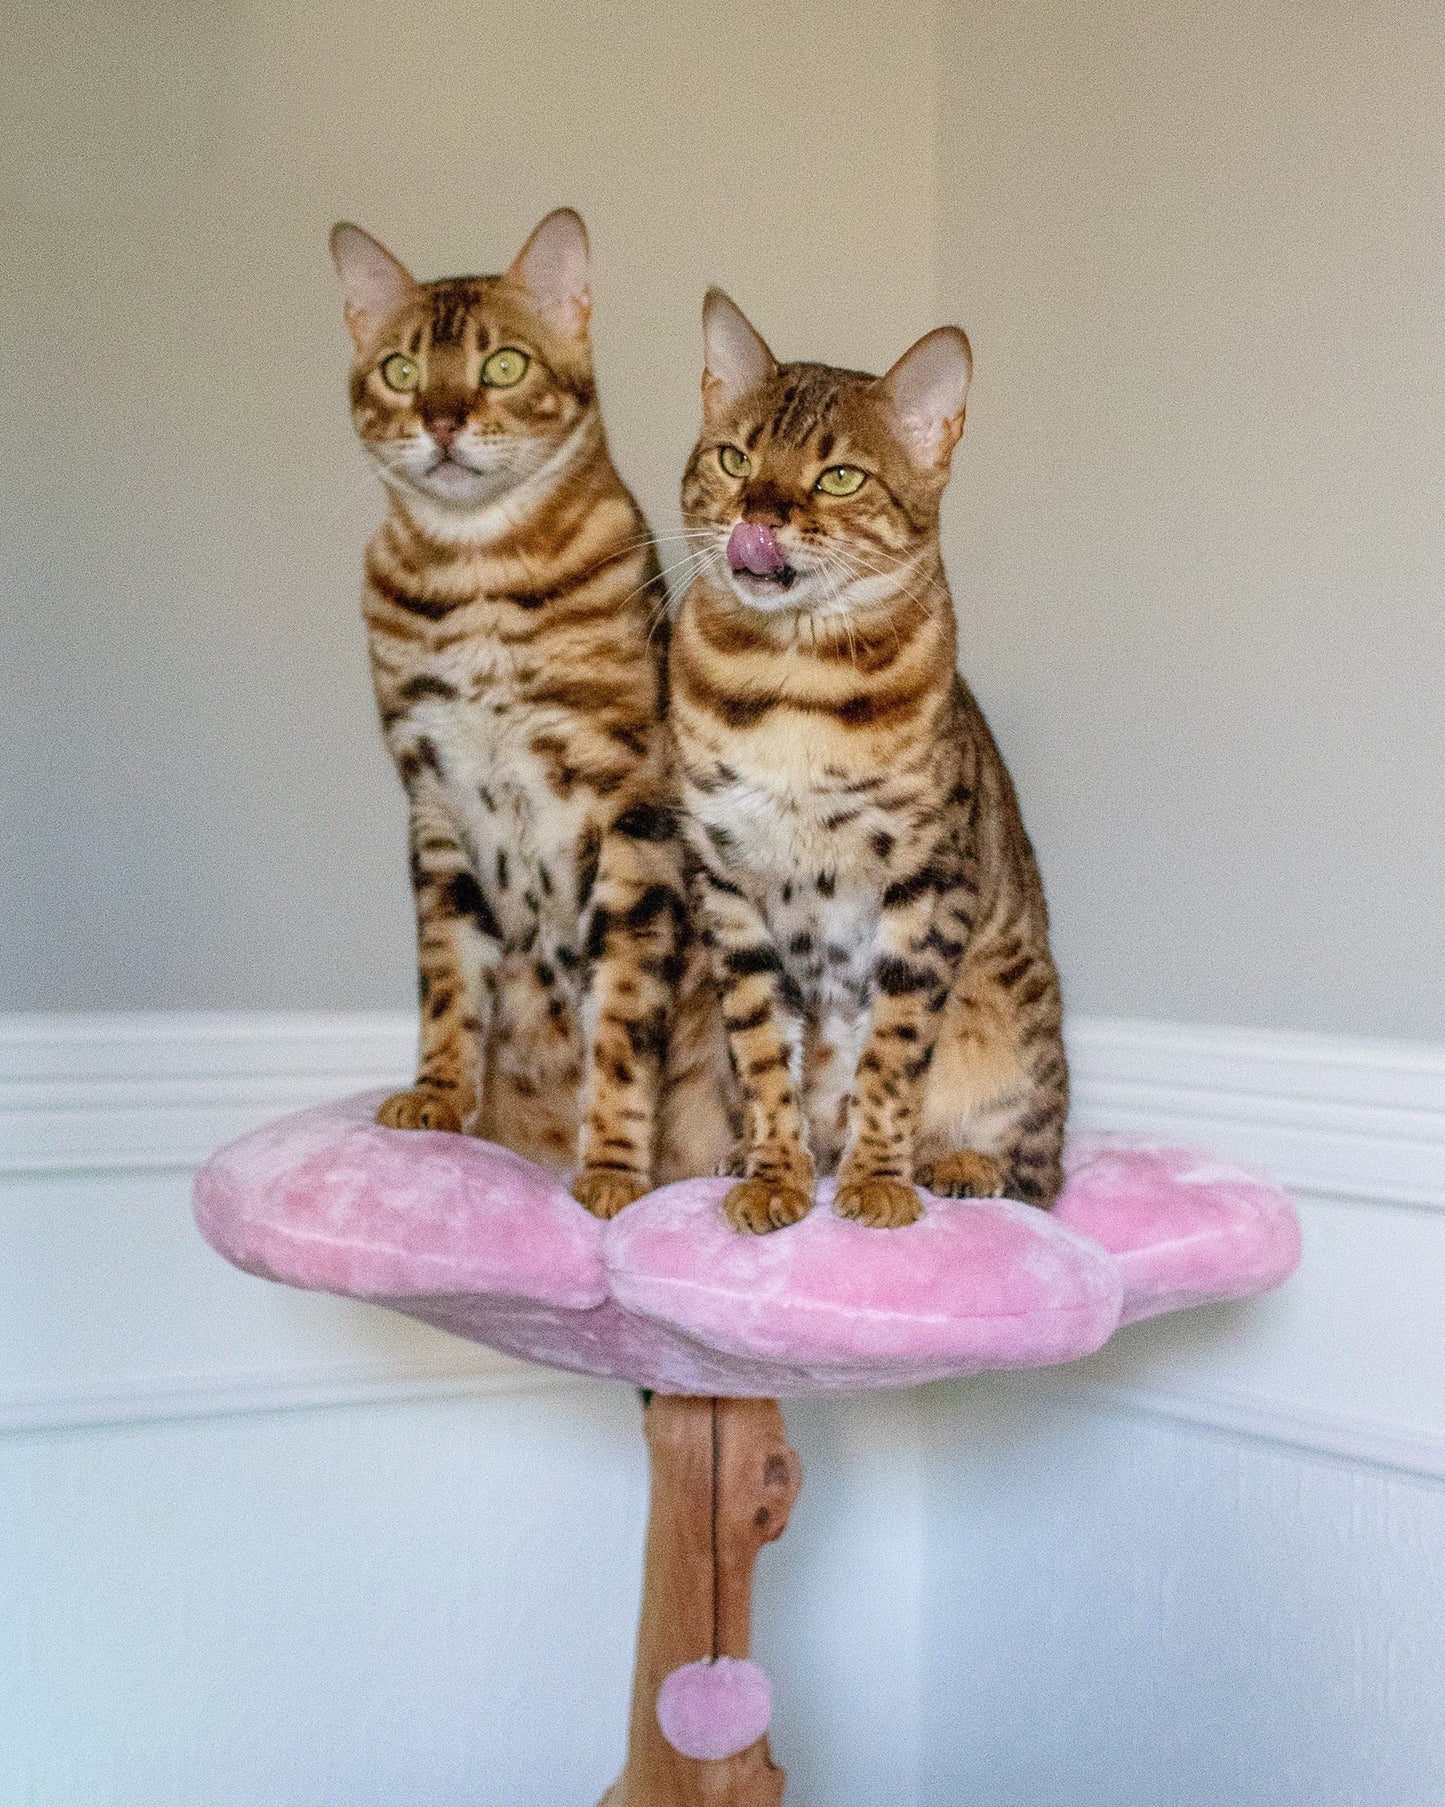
913,1148 -> 1007,1198
653,942 -> 738,1184
915,967 -> 1068,1207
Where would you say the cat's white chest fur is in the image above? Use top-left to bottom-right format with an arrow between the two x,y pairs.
700,764 -> 891,896
693,767 -> 885,1015
401,690 -> 589,948
707,769 -> 841,883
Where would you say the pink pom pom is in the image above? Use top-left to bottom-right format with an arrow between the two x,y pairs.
656,1657 -> 773,1760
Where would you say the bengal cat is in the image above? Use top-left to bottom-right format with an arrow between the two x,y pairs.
669,290 -> 1068,1233
331,209 -> 729,1215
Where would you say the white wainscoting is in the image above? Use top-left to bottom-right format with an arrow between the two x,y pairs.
1,1011 -> 1442,1806
923,1020 -> 1445,1807
0,1012 -> 929,1807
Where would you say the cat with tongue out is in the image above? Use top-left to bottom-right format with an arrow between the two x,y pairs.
669,288 -> 1069,1236
726,518 -> 798,591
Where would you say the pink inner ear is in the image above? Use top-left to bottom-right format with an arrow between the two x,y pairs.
330,224 -> 418,343
879,327 -> 972,463
509,211 -> 590,332
703,290 -> 777,405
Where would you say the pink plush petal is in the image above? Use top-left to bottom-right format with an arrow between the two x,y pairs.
607,1178 -> 1122,1389
1055,1134 -> 1301,1324
656,1658 -> 772,1760
194,1092 -> 605,1308
193,1101 -> 1299,1395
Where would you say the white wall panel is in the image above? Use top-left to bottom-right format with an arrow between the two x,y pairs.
2,1010 -> 1439,1803
917,1384 -> 1445,1807
1,1387 -> 648,1807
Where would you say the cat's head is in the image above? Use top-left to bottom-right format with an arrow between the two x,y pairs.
330,209 -> 596,510
681,290 -> 972,615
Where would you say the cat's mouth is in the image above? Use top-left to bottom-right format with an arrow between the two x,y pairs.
427,450 -> 485,478
725,555 -> 822,613
410,448 -> 519,503
725,520 -> 803,602
729,561 -> 799,592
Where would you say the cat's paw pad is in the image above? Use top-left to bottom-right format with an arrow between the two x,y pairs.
722,1178 -> 814,1235
376,1088 -> 464,1134
914,1151 -> 1006,1198
833,1176 -> 924,1229
572,1169 -> 650,1220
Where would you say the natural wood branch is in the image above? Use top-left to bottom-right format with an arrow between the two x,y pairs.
600,1395 -> 802,1807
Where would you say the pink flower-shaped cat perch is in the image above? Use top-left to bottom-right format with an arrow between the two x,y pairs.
196,1096 -> 1298,1804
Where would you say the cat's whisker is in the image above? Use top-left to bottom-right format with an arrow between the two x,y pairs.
624,546 -> 716,629
565,529 -> 715,591
822,544 -> 939,627
646,561 -> 715,647
812,558 -> 863,673
643,544 -> 717,597
812,552 -> 873,651
602,529 -> 718,558
650,548 -> 719,620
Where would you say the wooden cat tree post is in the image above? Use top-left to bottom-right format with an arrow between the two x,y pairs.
602,1395 -> 802,1807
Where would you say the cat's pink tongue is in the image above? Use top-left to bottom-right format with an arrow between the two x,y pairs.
727,520 -> 787,577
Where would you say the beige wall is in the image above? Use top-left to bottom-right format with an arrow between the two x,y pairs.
5,1 -> 1441,1038
0,0 -> 937,1009
935,0 -> 1445,1039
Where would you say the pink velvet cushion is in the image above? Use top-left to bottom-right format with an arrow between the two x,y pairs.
1055,1134 -> 1302,1325
607,1178 -> 1120,1382
194,1096 -> 603,1307
194,1094 -> 1299,1398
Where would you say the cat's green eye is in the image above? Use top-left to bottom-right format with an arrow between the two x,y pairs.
481,347 -> 529,388
379,353 -> 420,393
718,445 -> 752,479
815,464 -> 867,497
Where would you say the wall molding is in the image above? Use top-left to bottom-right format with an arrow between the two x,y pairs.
1084,1378 -> 1445,1486
0,1010 -> 418,1175
1,1010 -> 1442,1457
4,1008 -> 1441,1203
1066,1016 -> 1445,1210
0,1356 -> 581,1438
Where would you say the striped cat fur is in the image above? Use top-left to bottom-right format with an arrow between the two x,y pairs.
331,210 -> 731,1216
667,291 -> 1068,1233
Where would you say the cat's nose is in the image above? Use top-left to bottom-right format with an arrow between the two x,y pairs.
427,417 -> 462,450
728,520 -> 788,577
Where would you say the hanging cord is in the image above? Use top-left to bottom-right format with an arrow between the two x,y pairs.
710,1397 -> 721,1663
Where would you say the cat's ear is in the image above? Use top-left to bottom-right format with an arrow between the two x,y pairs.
330,224 -> 420,350
875,326 -> 973,469
507,208 -> 591,338
702,289 -> 778,411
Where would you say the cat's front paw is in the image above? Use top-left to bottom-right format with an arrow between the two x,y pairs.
572,1168 -> 650,1220
376,1087 -> 465,1134
833,1176 -> 924,1229
722,1178 -> 814,1235
914,1151 -> 1005,1198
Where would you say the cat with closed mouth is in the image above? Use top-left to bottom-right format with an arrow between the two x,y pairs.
332,209 -> 730,1214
